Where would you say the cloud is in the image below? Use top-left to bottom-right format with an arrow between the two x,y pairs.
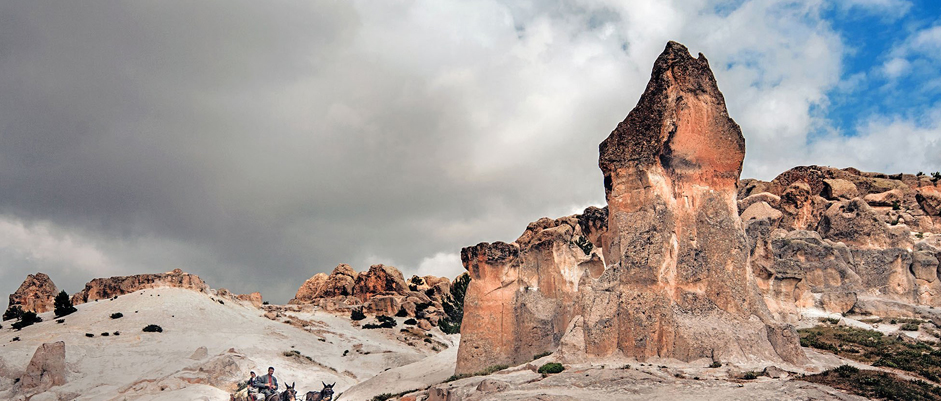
837,0 -> 913,20
0,0 -> 923,303
882,57 -> 912,79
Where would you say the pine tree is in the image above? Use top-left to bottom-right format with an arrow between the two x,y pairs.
438,273 -> 470,334
54,290 -> 77,317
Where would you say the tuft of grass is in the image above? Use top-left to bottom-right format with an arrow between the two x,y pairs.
142,324 -> 163,333
445,365 -> 509,382
85,333 -> 94,338
901,322 -> 921,331
799,325 -> 941,383
742,371 -> 759,380
533,351 -> 553,360
110,312 -> 123,319
800,365 -> 941,401
709,361 -> 722,368
538,363 -> 564,375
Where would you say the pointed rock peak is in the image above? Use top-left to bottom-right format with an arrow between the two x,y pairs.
600,40 -> 743,194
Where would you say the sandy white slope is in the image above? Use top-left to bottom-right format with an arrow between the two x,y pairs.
0,287 -> 457,401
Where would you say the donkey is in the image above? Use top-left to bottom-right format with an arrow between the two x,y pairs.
305,382 -> 335,401
266,382 -> 297,401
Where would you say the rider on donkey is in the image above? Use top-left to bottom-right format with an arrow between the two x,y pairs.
253,366 -> 279,400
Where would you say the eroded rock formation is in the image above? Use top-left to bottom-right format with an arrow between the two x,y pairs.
6,273 -> 58,316
71,269 -> 208,305
290,264 -> 453,322
741,165 -> 941,320
456,41 -> 805,375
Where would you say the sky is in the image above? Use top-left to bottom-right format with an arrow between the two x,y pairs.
1,0 -> 940,304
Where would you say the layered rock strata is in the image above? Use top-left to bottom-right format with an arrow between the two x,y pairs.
71,268 -> 208,305
456,41 -> 805,374
290,264 -> 452,321
5,273 -> 59,316
741,165 -> 941,320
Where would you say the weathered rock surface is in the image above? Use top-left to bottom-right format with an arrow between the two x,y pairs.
235,292 -> 263,307
738,165 -> 941,320
71,269 -> 208,305
6,273 -> 59,316
457,41 -> 804,375
458,211 -> 606,374
291,264 -> 453,322
19,341 -> 66,393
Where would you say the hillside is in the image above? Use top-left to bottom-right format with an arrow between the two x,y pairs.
0,287 -> 456,401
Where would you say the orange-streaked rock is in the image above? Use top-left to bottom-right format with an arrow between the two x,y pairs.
6,273 -> 59,315
71,269 -> 208,305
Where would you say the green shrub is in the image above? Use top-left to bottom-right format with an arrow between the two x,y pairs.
110,312 -> 123,319
351,309 -> 366,321
742,372 -> 758,380
3,305 -> 23,321
538,363 -> 564,374
53,291 -> 77,317
892,201 -> 901,210
834,365 -> 859,378
901,322 -> 920,331
573,235 -> 593,255
439,273 -> 470,334
143,324 -> 163,333
709,361 -> 722,368
12,311 -> 42,330
85,333 -> 94,337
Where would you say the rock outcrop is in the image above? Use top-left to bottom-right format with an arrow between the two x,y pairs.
290,264 -> 453,322
5,273 -> 59,316
458,211 -> 607,374
71,269 -> 208,305
739,165 -> 941,320
456,41 -> 805,375
19,341 -> 66,393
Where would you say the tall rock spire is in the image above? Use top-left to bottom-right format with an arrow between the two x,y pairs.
455,41 -> 805,375
591,41 -> 801,363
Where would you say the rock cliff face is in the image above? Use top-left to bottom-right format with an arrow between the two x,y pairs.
741,165 -> 941,320
458,211 -> 607,374
290,264 -> 453,322
456,42 -> 805,375
71,269 -> 208,305
6,273 -> 59,316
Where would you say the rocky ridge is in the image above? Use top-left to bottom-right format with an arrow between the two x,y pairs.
290,264 -> 452,323
741,165 -> 941,321
70,268 -> 209,305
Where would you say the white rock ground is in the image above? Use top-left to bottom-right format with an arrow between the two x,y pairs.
0,287 -> 457,401
2,288 -> 930,401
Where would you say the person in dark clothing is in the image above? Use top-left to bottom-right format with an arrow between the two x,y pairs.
246,371 -> 258,398
253,367 -> 279,400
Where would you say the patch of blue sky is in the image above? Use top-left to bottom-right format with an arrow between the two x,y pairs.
823,0 -> 941,135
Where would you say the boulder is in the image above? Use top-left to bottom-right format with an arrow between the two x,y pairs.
19,341 -> 66,393
236,292 -> 263,307
916,187 -> 941,216
71,269 -> 208,305
864,189 -> 905,207
741,201 -> 783,222
822,178 -> 858,200
6,273 -> 58,316
353,264 -> 408,301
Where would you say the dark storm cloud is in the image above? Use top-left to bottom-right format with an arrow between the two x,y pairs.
0,1 -> 627,302
6,1 -> 915,303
